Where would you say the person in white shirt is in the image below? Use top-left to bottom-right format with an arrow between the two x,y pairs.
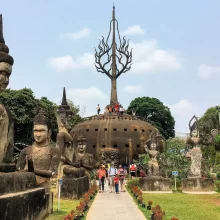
108,162 -> 117,193
96,104 -> 101,115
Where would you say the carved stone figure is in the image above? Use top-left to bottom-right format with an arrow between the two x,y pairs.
144,131 -> 164,177
186,115 -> 202,178
56,87 -> 74,176
16,109 -> 61,189
0,14 -> 15,172
63,135 -> 95,178
98,148 -> 120,167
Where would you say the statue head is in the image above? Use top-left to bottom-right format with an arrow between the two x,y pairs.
77,135 -> 86,154
0,15 -> 14,92
150,142 -> 157,150
33,109 -> 52,146
191,129 -> 198,137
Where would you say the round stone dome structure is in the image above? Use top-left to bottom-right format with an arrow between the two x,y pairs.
70,113 -> 164,166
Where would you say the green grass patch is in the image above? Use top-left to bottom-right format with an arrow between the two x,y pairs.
142,193 -> 220,220
45,188 -> 80,220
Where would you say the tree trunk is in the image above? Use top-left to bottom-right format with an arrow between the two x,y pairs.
110,77 -> 118,105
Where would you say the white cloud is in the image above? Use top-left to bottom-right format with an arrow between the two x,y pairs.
49,53 -> 94,72
198,64 -> 220,79
60,28 -> 92,40
66,86 -> 107,106
167,99 -> 199,133
123,85 -> 143,93
122,25 -> 145,36
129,40 -> 182,74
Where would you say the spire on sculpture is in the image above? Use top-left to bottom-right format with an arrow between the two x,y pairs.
94,6 -> 132,105
0,14 -> 14,66
61,87 -> 68,106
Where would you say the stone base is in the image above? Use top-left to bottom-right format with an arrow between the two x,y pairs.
182,178 -> 214,192
0,188 -> 52,220
0,163 -> 16,172
0,172 -> 36,195
61,176 -> 89,199
139,177 -> 172,191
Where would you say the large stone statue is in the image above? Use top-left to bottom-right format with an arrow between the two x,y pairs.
139,130 -> 172,191
58,134 -> 95,199
16,109 -> 61,189
0,14 -> 15,172
63,135 -> 95,178
56,87 -> 75,177
182,115 -> 214,192
186,116 -> 202,178
143,131 -> 164,177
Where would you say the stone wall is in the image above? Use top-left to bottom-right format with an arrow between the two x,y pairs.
0,188 -> 52,220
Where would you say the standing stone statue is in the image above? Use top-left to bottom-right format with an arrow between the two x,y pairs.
0,14 -> 15,172
16,109 -> 61,189
186,116 -> 202,178
143,131 -> 163,177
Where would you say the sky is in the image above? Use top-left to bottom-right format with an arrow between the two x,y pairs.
1,0 -> 220,135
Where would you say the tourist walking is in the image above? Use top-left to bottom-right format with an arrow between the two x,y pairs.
96,104 -> 101,115
113,174 -> 120,194
108,105 -> 113,115
114,103 -> 119,114
97,165 -> 106,193
117,164 -> 127,192
129,162 -> 137,179
108,162 -> 117,193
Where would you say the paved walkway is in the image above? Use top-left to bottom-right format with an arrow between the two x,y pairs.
86,189 -> 146,220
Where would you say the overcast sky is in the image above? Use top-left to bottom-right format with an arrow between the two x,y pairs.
1,0 -> 220,134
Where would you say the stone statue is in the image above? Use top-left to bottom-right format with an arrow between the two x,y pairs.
56,88 -> 74,167
62,135 -> 95,178
186,116 -> 202,178
98,148 -> 120,167
16,109 -> 61,189
144,131 -> 164,177
0,14 -> 15,172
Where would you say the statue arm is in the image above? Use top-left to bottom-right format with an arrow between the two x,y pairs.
144,144 -> 149,153
48,148 -> 61,176
16,148 -> 27,171
82,155 -> 95,170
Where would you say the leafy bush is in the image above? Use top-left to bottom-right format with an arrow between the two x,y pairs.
214,180 -> 220,192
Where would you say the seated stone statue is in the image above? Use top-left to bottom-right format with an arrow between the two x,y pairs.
16,109 -> 61,189
0,16 -> 15,172
62,135 -> 95,178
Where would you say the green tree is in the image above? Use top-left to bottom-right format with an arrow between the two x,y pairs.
67,99 -> 83,127
198,107 -> 219,145
160,137 -> 189,178
127,97 -> 175,139
0,88 -> 58,145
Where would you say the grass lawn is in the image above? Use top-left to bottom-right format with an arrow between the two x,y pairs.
142,193 -> 220,220
45,188 -> 80,220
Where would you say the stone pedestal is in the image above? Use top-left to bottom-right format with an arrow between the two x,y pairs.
0,172 -> 52,220
61,176 -> 89,199
0,163 -> 16,172
139,177 -> 172,191
182,178 -> 214,192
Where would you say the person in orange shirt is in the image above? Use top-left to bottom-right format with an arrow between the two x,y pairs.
108,105 -> 113,115
97,165 -> 106,193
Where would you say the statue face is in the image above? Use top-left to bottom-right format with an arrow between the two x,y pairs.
0,71 -> 10,92
59,112 -> 72,131
191,129 -> 198,137
77,141 -> 86,153
150,143 -> 157,150
33,125 -> 49,145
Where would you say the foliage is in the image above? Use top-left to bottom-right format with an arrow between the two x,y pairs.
160,137 -> 189,178
133,154 -> 150,171
67,99 -> 83,127
0,88 -> 82,150
127,97 -> 175,139
214,135 -> 220,151
214,180 -> 220,192
198,107 -> 219,145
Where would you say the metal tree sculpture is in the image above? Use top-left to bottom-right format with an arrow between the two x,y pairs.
94,6 -> 132,105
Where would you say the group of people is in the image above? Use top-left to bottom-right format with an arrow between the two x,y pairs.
97,163 -> 128,194
96,103 -> 125,115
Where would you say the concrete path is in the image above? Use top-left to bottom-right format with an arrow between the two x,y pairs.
86,190 -> 146,220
